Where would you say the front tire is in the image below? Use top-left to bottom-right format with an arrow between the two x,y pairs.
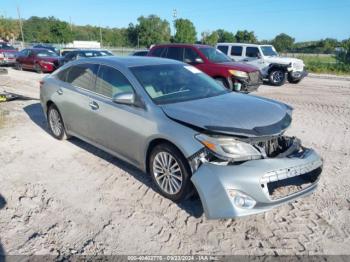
287,74 -> 302,84
47,104 -> 67,140
149,143 -> 193,202
269,69 -> 286,86
34,63 -> 42,74
15,62 -> 22,71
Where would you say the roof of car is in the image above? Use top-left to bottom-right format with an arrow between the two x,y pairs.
216,43 -> 273,47
78,56 -> 181,67
152,43 -> 211,49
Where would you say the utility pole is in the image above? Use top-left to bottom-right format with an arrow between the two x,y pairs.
69,16 -> 73,32
99,26 -> 103,47
17,6 -> 25,47
172,8 -> 177,37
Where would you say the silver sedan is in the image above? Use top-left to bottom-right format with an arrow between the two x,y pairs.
40,56 -> 323,219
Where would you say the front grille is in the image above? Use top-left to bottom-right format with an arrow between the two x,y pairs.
265,167 -> 322,200
248,71 -> 261,84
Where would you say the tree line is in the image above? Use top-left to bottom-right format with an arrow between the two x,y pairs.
0,15 -> 349,59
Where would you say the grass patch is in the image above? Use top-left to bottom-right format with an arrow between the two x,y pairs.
292,55 -> 350,75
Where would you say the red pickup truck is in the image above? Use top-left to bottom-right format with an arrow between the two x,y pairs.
0,42 -> 17,66
148,43 -> 262,93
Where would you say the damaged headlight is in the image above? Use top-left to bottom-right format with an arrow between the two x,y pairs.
195,134 -> 262,162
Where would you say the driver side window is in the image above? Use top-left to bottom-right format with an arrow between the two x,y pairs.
245,47 -> 260,58
95,65 -> 134,98
184,48 -> 201,63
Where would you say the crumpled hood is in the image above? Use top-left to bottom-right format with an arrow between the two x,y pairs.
265,56 -> 304,66
161,93 -> 293,137
217,61 -> 259,73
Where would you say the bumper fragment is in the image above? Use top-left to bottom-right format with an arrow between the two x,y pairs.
289,70 -> 308,81
191,148 -> 322,219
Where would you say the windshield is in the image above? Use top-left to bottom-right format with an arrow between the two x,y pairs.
36,50 -> 58,57
131,64 -> 229,105
199,47 -> 231,63
261,46 -> 278,56
0,43 -> 16,50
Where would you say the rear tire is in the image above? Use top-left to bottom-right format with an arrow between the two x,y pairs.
47,104 -> 68,140
15,62 -> 22,71
268,69 -> 286,86
149,143 -> 194,202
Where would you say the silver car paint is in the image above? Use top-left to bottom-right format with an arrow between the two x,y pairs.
40,56 -> 323,219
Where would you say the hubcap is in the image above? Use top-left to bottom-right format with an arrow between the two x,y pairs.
272,71 -> 284,83
49,109 -> 63,137
153,152 -> 183,195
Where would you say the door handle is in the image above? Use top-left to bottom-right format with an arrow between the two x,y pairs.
57,88 -> 63,95
89,101 -> 99,110
243,58 -> 249,62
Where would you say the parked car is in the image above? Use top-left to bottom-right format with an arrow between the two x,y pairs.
32,44 -> 60,55
130,50 -> 149,56
15,48 -> 62,73
216,43 -> 307,86
62,49 -> 113,64
148,43 -> 262,93
40,56 -> 323,219
0,42 -> 18,66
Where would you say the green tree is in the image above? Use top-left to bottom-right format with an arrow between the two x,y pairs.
174,18 -> 196,43
272,33 -> 295,52
201,31 -> 219,46
136,15 -> 171,47
337,38 -> 350,64
216,29 -> 235,43
319,38 -> 339,53
235,30 -> 257,43
0,16 -> 19,41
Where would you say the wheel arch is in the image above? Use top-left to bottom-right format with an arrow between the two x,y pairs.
145,138 -> 188,174
268,63 -> 289,74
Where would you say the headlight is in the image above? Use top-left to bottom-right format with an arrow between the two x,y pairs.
195,134 -> 262,162
228,69 -> 248,78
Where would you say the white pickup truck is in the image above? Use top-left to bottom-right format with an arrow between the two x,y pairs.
216,43 -> 307,86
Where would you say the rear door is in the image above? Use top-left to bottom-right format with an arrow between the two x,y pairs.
55,63 -> 99,140
229,45 -> 244,61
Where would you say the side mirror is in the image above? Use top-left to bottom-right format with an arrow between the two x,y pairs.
194,58 -> 204,63
112,92 -> 135,105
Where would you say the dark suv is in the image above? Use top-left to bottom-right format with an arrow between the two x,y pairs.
148,44 -> 262,93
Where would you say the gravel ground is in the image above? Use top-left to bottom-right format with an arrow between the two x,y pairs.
0,68 -> 350,256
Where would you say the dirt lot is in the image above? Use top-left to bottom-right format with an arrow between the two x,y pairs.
0,68 -> 350,256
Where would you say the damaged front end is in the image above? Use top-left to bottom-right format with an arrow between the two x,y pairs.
189,134 -> 323,219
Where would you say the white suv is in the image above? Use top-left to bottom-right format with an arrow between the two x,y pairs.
216,43 -> 307,86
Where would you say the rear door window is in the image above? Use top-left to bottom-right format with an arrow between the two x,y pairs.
66,63 -> 99,91
231,46 -> 243,56
166,47 -> 184,61
245,47 -> 260,58
151,47 -> 166,57
217,45 -> 229,55
95,65 -> 134,98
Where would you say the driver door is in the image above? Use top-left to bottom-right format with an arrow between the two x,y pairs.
243,46 -> 264,70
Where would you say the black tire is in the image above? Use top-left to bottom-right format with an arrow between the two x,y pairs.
268,69 -> 286,86
34,63 -> 42,74
149,143 -> 194,202
47,104 -> 68,140
287,74 -> 302,84
15,62 -> 22,71
214,77 -> 230,89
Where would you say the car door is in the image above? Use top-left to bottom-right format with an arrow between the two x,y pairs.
55,63 -> 100,141
243,46 -> 264,70
87,64 -> 147,165
16,49 -> 28,66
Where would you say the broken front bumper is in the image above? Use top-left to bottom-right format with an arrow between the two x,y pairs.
191,148 -> 322,219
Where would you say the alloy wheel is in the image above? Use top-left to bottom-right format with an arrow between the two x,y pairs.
152,152 -> 183,195
49,108 -> 63,137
